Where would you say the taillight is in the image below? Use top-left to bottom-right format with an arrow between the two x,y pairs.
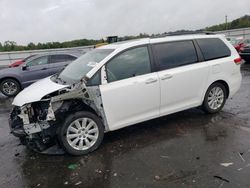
234,57 -> 242,65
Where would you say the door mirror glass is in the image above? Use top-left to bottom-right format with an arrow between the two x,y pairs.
50,55 -> 76,64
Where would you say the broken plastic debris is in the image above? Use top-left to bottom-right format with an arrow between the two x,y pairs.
213,176 -> 229,183
219,182 -> 224,188
68,164 -> 78,170
237,164 -> 250,171
75,181 -> 82,186
220,163 -> 233,167
238,152 -> 245,162
95,169 -> 102,174
154,175 -> 160,180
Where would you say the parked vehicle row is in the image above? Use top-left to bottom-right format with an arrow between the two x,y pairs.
0,53 -> 79,97
239,39 -> 250,63
227,37 -> 250,62
9,34 -> 242,155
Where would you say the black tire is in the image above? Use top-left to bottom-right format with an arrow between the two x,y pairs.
0,78 -> 21,97
202,82 -> 227,114
58,111 -> 104,156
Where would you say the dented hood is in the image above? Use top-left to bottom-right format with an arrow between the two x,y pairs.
12,76 -> 68,106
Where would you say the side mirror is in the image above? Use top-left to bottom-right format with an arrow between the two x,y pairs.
22,65 -> 28,71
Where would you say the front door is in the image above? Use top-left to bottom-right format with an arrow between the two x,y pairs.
100,46 -> 160,131
21,55 -> 50,87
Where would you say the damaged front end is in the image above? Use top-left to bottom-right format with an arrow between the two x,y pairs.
9,100 -> 63,154
9,79 -> 107,155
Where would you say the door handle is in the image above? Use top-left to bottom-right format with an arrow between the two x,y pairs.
161,74 -> 173,80
145,78 -> 158,84
42,68 -> 47,70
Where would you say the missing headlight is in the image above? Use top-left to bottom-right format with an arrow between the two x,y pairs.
32,101 -> 50,121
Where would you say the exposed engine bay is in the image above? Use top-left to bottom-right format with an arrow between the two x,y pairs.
9,80 -> 108,154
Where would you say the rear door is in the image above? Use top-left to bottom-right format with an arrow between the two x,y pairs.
100,46 -> 160,131
48,54 -> 77,75
152,40 -> 209,116
20,55 -> 50,87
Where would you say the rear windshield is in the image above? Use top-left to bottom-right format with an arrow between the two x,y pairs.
196,38 -> 231,61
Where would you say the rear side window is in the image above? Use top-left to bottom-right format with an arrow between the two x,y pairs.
196,38 -> 231,61
152,40 -> 198,70
27,56 -> 49,66
50,55 -> 76,63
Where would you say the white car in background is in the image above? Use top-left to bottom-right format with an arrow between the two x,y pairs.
9,34 -> 242,155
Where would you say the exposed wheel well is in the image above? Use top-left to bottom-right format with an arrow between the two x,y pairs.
57,99 -> 100,118
209,80 -> 230,98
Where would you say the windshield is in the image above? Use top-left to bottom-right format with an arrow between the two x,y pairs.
58,49 -> 114,84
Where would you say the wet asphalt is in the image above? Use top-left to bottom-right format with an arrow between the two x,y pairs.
0,64 -> 250,188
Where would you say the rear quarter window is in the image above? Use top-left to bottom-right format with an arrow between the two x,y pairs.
196,38 -> 231,61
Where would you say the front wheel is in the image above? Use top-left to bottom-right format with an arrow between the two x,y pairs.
58,111 -> 104,156
0,78 -> 21,97
202,83 -> 227,114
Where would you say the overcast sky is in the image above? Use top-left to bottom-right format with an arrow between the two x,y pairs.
0,0 -> 250,45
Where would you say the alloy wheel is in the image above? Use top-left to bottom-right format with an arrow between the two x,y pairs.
66,118 -> 99,151
2,81 -> 18,96
207,86 -> 225,110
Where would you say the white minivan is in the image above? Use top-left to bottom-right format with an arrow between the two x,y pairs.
9,34 -> 242,155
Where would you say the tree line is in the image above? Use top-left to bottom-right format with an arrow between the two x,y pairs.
0,39 -> 102,52
206,15 -> 250,31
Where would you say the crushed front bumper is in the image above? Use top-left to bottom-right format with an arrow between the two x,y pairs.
9,118 -> 26,138
9,106 -> 26,138
8,106 -> 65,155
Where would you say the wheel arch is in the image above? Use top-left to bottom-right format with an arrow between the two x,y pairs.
0,77 -> 22,88
55,99 -> 102,123
206,80 -> 230,99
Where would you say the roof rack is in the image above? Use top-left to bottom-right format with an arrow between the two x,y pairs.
151,31 -> 215,38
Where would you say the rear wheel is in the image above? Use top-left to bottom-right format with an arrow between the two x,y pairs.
202,83 -> 227,114
0,78 -> 21,97
58,111 -> 104,156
